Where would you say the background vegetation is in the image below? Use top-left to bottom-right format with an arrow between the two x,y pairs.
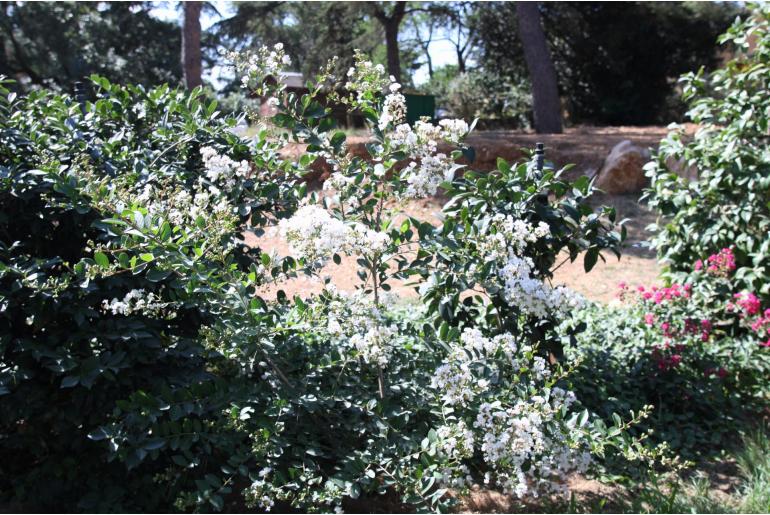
0,1 -> 743,128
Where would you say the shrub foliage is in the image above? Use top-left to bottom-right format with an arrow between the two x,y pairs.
646,5 -> 770,299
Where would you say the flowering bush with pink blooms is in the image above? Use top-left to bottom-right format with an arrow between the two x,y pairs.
645,5 -> 770,302
566,246 -> 770,457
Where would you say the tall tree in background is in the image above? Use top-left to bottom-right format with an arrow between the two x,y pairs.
475,2 -> 740,125
515,2 -> 562,133
182,2 -> 203,89
406,11 -> 439,79
370,2 -> 407,83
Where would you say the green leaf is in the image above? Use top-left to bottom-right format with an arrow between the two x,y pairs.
584,247 -> 599,272
146,269 -> 171,282
60,376 -> 79,388
94,251 -> 109,268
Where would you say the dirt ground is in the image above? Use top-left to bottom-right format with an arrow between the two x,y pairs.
458,125 -> 683,179
251,126 -> 668,304
247,191 -> 660,305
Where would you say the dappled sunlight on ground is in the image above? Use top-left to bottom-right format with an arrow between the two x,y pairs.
247,192 -> 661,305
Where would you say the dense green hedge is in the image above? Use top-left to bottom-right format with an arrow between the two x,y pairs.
0,77 -> 300,510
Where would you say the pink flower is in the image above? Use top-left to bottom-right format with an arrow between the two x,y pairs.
644,313 -> 655,325
734,292 -> 761,316
669,354 -> 682,367
703,248 -> 736,276
694,259 -> 703,271
717,367 -> 727,379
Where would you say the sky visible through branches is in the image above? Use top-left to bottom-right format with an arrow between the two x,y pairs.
150,0 -> 462,88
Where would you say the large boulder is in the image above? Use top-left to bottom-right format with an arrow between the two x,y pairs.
594,140 -> 651,194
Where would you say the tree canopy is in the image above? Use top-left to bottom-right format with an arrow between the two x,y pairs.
0,1 -> 744,125
0,2 -> 182,90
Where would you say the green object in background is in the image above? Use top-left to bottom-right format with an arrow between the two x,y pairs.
404,93 -> 435,125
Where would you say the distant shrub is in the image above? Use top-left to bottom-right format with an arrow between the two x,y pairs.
421,66 -> 531,128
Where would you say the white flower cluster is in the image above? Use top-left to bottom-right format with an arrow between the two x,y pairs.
343,55 -> 407,131
322,177 -> 362,212
344,56 -> 390,104
102,289 -> 165,317
279,205 -> 349,263
474,393 -> 590,498
438,118 -> 470,145
128,180 -> 233,229
430,323 -> 590,499
118,146 -> 250,231
431,328 -> 525,405
278,205 -> 391,264
391,119 -> 469,157
436,420 -> 475,460
430,362 -> 477,405
245,467 -> 275,512
322,172 -> 355,195
200,146 -> 250,190
228,43 -> 291,90
499,255 -> 585,318
350,324 -> 394,367
477,215 -> 551,263
322,287 -> 398,367
388,120 -> 468,198
468,214 -> 585,318
401,153 -> 456,198
378,88 -> 406,130
458,327 -> 518,360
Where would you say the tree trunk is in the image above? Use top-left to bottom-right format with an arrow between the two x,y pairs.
384,19 -> 402,83
375,1 -> 406,84
456,46 -> 466,73
182,2 -> 202,89
515,2 -> 562,134
423,44 -> 434,78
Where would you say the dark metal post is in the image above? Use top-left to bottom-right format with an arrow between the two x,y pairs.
73,81 -> 87,115
534,142 -> 549,205
535,142 -> 545,174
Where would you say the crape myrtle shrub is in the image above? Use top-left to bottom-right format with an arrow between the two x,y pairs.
0,76 -> 304,510
252,50 -> 659,511
3,45 -> 657,513
645,4 -> 770,300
